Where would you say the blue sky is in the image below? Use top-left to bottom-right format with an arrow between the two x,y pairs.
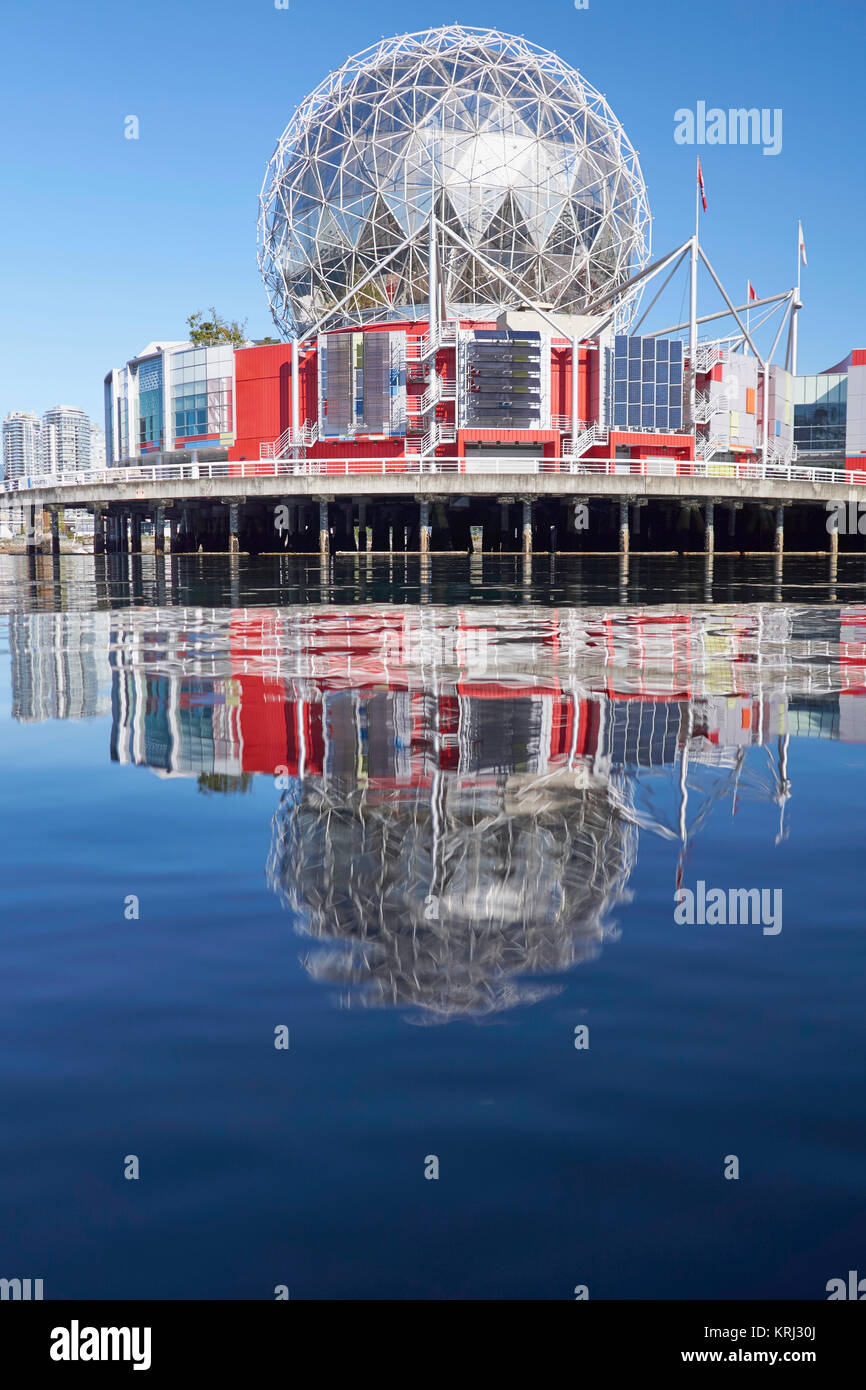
0,0 -> 863,426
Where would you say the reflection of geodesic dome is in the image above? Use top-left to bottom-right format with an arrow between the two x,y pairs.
266,769 -> 636,1020
258,26 -> 651,335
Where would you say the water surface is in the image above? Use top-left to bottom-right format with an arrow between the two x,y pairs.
1,553 -> 864,1299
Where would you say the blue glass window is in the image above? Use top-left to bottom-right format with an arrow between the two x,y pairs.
137,356 -> 163,450
614,381 -> 626,404
628,405 -> 640,428
174,380 -> 210,438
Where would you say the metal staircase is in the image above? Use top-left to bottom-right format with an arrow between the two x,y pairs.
561,420 -> 607,460
260,421 -> 319,461
694,343 -> 729,375
695,434 -> 724,462
420,420 -> 457,462
765,439 -> 797,468
694,391 -> 729,425
421,376 -> 456,415
404,320 -> 458,463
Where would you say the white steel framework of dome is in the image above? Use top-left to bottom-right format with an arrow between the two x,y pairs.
258,26 -> 651,336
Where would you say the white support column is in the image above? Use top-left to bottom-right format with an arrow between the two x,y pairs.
162,348 -> 173,453
791,229 -> 802,376
291,338 -> 301,457
428,210 -> 438,341
688,234 -> 698,429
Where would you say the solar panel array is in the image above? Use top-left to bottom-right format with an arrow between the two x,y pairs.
610,335 -> 683,432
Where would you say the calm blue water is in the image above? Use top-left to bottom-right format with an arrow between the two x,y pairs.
1,552 -> 864,1299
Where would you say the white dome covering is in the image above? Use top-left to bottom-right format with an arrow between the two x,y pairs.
258,26 -> 651,335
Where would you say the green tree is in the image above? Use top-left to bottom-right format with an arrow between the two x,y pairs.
197,772 -> 254,796
187,307 -> 247,347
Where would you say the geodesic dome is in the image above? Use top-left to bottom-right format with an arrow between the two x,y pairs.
258,25 -> 651,336
267,769 -> 636,1020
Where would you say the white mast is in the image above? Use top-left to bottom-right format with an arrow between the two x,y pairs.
689,162 -> 699,430
791,222 -> 804,376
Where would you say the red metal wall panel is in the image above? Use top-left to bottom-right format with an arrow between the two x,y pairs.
231,344 -> 293,461
459,429 -> 558,444
609,430 -> 695,461
549,342 -> 590,422
231,344 -> 319,461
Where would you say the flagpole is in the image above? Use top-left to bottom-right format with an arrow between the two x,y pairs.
792,222 -> 802,376
745,280 -> 750,356
689,160 -> 699,430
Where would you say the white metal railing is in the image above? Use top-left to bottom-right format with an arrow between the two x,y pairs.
563,421 -> 607,459
406,320 -> 458,362
421,377 -> 457,413
260,421 -> 319,459
694,343 -> 728,374
694,391 -> 729,424
695,435 -> 724,462
260,426 -> 292,460
551,415 -> 589,432
5,456 -> 862,491
421,421 -> 458,457
765,439 -> 798,467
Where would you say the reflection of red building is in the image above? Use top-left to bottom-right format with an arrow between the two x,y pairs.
109,607 -> 866,781
227,610 -> 594,778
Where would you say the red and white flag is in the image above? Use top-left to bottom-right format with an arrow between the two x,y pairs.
697,157 -> 707,212
798,220 -> 807,267
747,280 -> 758,301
